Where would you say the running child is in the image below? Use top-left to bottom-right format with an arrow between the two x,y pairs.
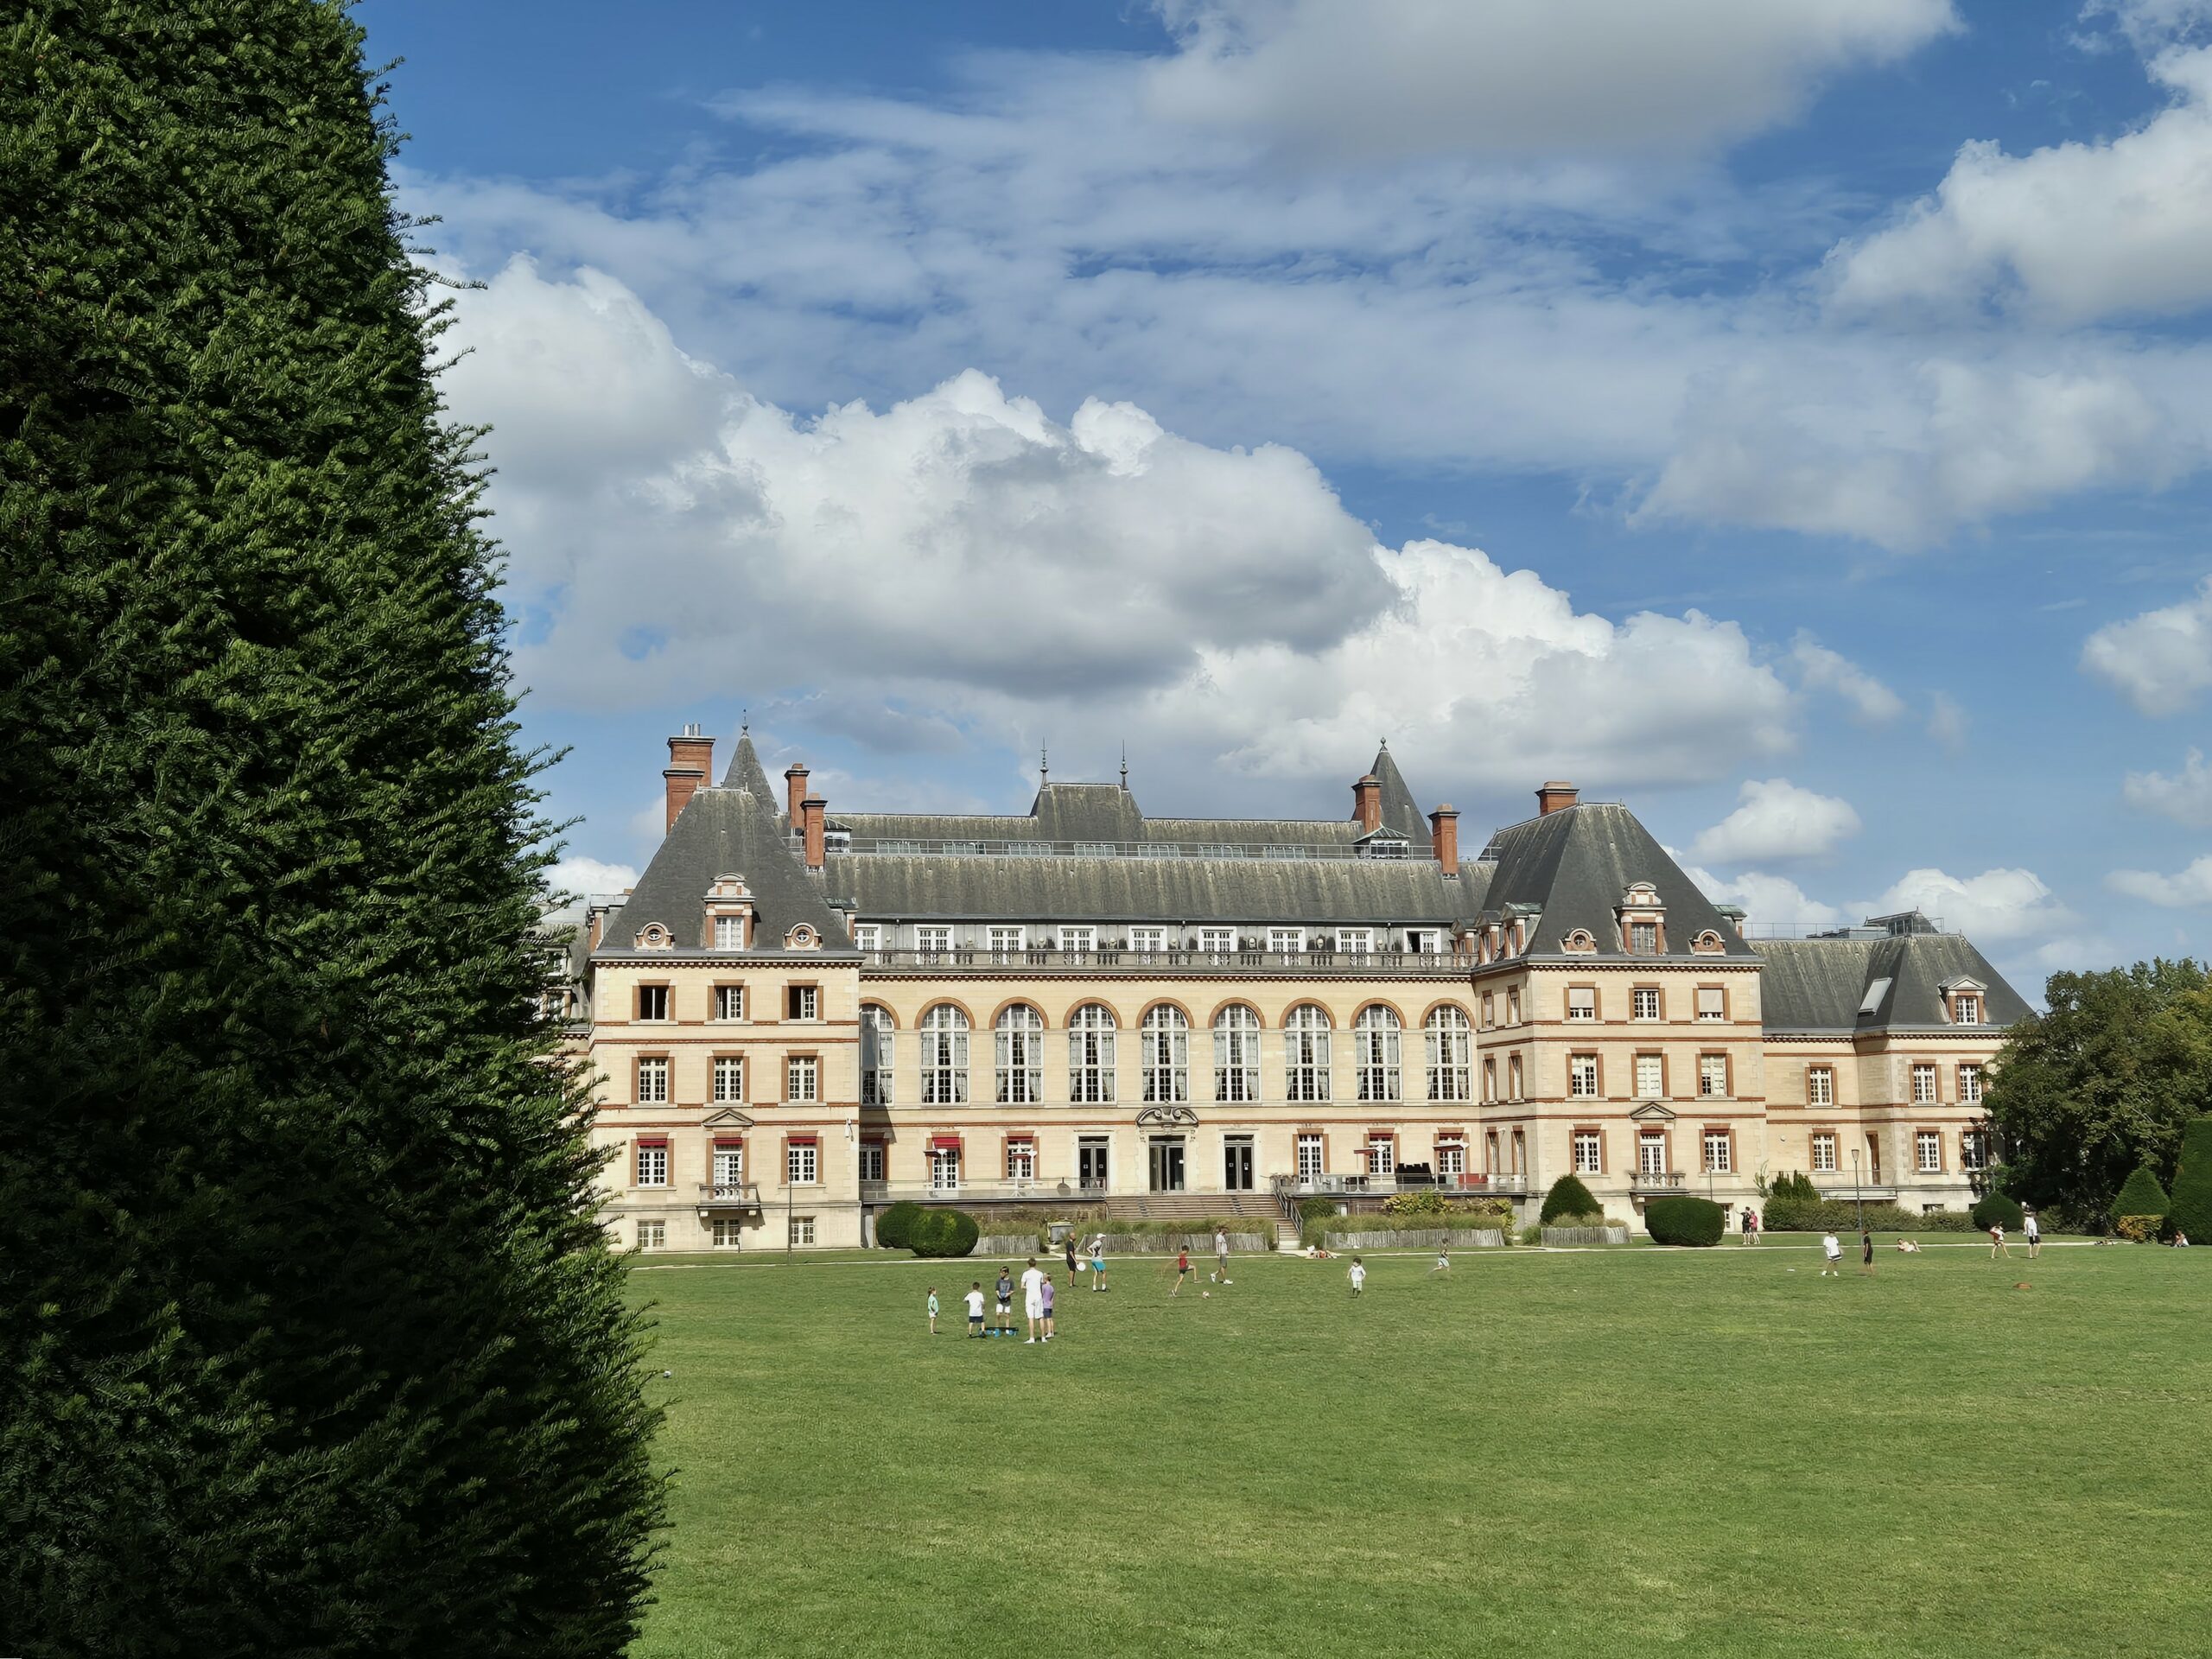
927,1286 -> 939,1335
1431,1246 -> 1451,1275
1172,1246 -> 1192,1296
964,1281 -> 986,1337
1348,1255 -> 1366,1297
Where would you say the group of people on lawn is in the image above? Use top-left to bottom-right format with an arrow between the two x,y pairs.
928,1229 -> 1242,1341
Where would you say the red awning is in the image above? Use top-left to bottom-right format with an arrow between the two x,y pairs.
785,1134 -> 819,1146
636,1135 -> 670,1146
930,1135 -> 963,1149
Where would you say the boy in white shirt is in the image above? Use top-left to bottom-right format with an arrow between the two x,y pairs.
1020,1257 -> 1046,1344
1820,1233 -> 1843,1276
963,1281 -> 986,1338
2024,1211 -> 2041,1258
1348,1256 -> 1366,1296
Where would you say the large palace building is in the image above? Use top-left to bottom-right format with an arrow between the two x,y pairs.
550,727 -> 2029,1250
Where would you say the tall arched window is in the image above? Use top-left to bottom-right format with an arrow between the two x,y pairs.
1425,1006 -> 1471,1102
1068,1004 -> 1116,1103
1285,1005 -> 1331,1103
1214,1006 -> 1260,1103
860,1004 -> 894,1105
1354,1006 -> 1402,1102
1140,1005 -> 1189,1103
919,1005 -> 969,1105
995,1004 -> 1044,1104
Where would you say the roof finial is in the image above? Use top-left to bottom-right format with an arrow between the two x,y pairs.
1379,735 -> 1389,751
741,707 -> 749,737
1120,741 -> 1128,790
1039,744 -> 1049,784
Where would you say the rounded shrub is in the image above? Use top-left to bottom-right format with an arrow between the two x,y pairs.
1541,1173 -> 1601,1224
1644,1195 -> 1726,1247
2167,1116 -> 2212,1243
2111,1164 -> 2170,1231
1970,1191 -> 2024,1231
874,1200 -> 925,1249
908,1208 -> 980,1259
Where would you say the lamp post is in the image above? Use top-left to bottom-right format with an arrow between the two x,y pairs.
1851,1147 -> 1864,1230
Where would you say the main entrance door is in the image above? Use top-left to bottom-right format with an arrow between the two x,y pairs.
1223,1138 -> 1255,1191
1077,1137 -> 1109,1192
1148,1137 -> 1186,1192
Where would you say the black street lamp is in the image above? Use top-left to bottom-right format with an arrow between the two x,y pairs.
1851,1147 -> 1865,1230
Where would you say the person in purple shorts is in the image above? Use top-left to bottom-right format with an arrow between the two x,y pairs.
1041,1274 -> 1057,1340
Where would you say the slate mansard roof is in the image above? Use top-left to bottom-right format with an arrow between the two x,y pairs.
1751,933 -> 2034,1033
600,784 -> 851,957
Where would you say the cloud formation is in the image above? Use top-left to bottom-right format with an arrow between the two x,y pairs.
2124,747 -> 2212,825
1683,864 -> 1848,926
1789,633 -> 1905,722
2080,575 -> 2212,715
549,855 -> 639,899
1857,867 -> 2074,940
2107,855 -> 2212,905
1690,778 -> 1862,864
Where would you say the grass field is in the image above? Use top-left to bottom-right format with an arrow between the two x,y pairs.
626,1240 -> 2210,1659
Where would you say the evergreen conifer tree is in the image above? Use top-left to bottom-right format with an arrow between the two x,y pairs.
1540,1173 -> 1602,1224
2110,1165 -> 2171,1224
1,4 -> 663,1651
2169,1117 -> 2212,1243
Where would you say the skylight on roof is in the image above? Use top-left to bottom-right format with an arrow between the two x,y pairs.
1858,977 -> 1892,1016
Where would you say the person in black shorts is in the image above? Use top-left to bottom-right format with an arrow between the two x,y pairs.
994,1268 -> 1014,1335
1860,1226 -> 1874,1274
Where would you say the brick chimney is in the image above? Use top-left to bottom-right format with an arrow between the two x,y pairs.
1536,780 -> 1579,817
664,724 -> 713,831
1351,772 -> 1382,833
801,795 -> 827,871
1429,804 -> 1459,869
784,762 -> 810,824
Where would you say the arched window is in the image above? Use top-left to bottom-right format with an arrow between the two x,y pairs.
1424,1006 -> 1471,1102
1214,1006 -> 1260,1103
1285,1005 -> 1331,1103
1068,1004 -> 1116,1103
1140,1005 -> 1190,1103
1355,1006 -> 1402,1102
995,1004 -> 1044,1105
860,1004 -> 894,1105
919,1005 -> 969,1105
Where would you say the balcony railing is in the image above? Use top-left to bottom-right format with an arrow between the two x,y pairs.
696,1182 -> 763,1209
860,1177 -> 1242,1205
1629,1170 -> 1688,1191
1814,1178 -> 1903,1201
1270,1172 -> 1527,1198
862,947 -> 1461,976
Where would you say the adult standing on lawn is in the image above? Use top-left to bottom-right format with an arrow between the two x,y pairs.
2024,1210 -> 2042,1258
1860,1226 -> 1874,1274
1090,1233 -> 1109,1292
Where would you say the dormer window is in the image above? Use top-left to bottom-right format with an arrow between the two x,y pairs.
636,923 -> 671,950
703,874 -> 754,950
1691,929 -> 1725,954
1955,994 -> 1981,1026
714,915 -> 744,950
785,924 -> 819,950
1629,922 -> 1657,955
1938,976 -> 1988,1026
1562,929 -> 1596,954
1618,883 -> 1665,955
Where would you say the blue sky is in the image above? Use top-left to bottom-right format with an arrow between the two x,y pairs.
360,0 -> 2212,995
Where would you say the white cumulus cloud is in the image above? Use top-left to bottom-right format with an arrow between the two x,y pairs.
2107,855 -> 2212,905
2080,576 -> 2212,715
2124,747 -> 2212,825
548,855 -> 639,899
1789,633 -> 1906,721
1927,691 -> 1969,752
1683,864 -> 1848,926
1690,779 -> 1863,864
1854,867 -> 2075,940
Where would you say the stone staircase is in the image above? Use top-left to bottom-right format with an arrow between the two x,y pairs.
1098,1192 -> 1274,1223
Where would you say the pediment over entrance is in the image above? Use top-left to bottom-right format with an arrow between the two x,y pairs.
1629,1103 -> 1676,1122
702,1108 -> 755,1130
1135,1106 -> 1199,1128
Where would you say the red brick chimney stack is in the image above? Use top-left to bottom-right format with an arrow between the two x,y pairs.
1429,804 -> 1459,868
664,724 -> 713,832
784,762 -> 810,824
1536,780 -> 1580,817
801,796 -> 827,870
1352,772 -> 1382,833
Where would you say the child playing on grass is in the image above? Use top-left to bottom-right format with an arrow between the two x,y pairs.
995,1268 -> 1014,1334
927,1287 -> 939,1334
1090,1235 -> 1109,1292
1989,1224 -> 2010,1260
1821,1232 -> 1842,1276
1041,1274 -> 1056,1339
1431,1247 -> 1450,1275
964,1281 -> 985,1338
1348,1256 -> 1366,1297
1172,1246 -> 1192,1296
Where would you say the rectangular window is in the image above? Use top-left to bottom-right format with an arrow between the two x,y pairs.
857,1142 -> 884,1183
711,1218 -> 743,1248
1958,1064 -> 1983,1104
714,915 -> 743,950
852,924 -> 881,952
637,1219 -> 666,1250
1916,1131 -> 1942,1173
713,984 -> 746,1021
1436,1141 -> 1466,1179
1955,994 -> 1981,1026
1005,1140 -> 1036,1181
915,925 -> 950,958
1285,1016 -> 1330,1103
1199,927 -> 1235,959
1912,1064 -> 1937,1103
1630,921 -> 1658,955
635,1057 -> 669,1104
1696,987 -> 1725,1022
1632,987 -> 1662,1021
635,1141 -> 669,1186
929,1147 -> 961,1191
1407,929 -> 1442,954
1481,993 -> 1495,1029
789,1216 -> 816,1247
1567,987 -> 1596,1022
1336,928 -> 1373,957
1635,1054 -> 1662,1099
1508,1055 -> 1523,1101
1573,1129 -> 1601,1173
787,985 -> 818,1021
1702,1129 -> 1732,1173
1366,1135 -> 1395,1176
1057,926 -> 1096,958
1295,1134 -> 1325,1180
1482,1057 -> 1497,1103
712,1056 -> 744,1103
1425,1014 -> 1471,1102
1507,989 -> 1522,1025
1130,925 -> 1166,958
1961,1129 -> 1989,1171
861,1007 -> 893,1105
785,1056 -> 819,1103
711,1144 -> 745,1187
638,984 -> 670,1021
1698,1054 -> 1727,1097
1811,1132 -> 1837,1173
1638,1132 -> 1665,1175
1808,1066 -> 1834,1106
986,925 -> 1025,961
1569,1054 -> 1599,1098
787,1141 -> 818,1185
1268,927 -> 1306,955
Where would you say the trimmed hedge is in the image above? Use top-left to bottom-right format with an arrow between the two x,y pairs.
2111,1164 -> 2170,1229
1645,1195 -> 1726,1247
1541,1174 -> 1601,1224
1766,1171 -> 1821,1204
1762,1198 -> 1974,1233
907,1209 -> 981,1258
875,1200 -> 925,1249
1971,1192 -> 2024,1231
2169,1116 -> 2212,1243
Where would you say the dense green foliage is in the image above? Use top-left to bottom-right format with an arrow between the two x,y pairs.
2111,1165 -> 2171,1224
1985,959 -> 2212,1212
1303,1200 -> 1515,1246
0,4 -> 661,1650
1643,1196 -> 1726,1246
1763,1199 -> 1974,1233
875,1200 -> 925,1249
908,1209 -> 981,1258
1299,1196 -> 1341,1222
1765,1171 -> 1821,1204
1541,1173 -> 1601,1224
1971,1192 -> 2026,1231
2170,1117 -> 2212,1243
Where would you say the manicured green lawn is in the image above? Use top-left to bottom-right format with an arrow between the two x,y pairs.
627,1242 -> 2209,1658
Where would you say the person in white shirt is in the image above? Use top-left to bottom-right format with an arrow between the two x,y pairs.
1020,1256 -> 1047,1344
2024,1210 -> 2042,1258
963,1282 -> 986,1338
1821,1233 -> 1843,1277
1348,1256 -> 1366,1296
